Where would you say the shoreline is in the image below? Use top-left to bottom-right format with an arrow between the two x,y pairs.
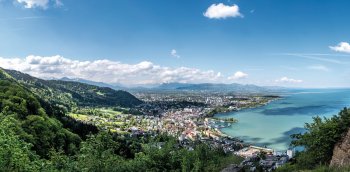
207,95 -> 282,119
211,96 -> 283,152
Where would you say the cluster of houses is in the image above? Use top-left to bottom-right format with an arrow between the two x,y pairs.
234,146 -> 295,171
70,102 -> 295,171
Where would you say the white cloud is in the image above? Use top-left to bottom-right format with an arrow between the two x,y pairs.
329,42 -> 350,53
308,65 -> 330,72
275,77 -> 303,83
0,55 -> 224,86
204,3 -> 243,19
227,71 -> 248,80
171,49 -> 180,58
17,0 -> 49,8
16,0 -> 62,9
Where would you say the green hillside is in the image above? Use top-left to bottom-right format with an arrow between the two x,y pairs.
0,73 -> 82,162
3,69 -> 143,109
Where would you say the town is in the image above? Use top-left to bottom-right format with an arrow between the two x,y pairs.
68,91 -> 293,171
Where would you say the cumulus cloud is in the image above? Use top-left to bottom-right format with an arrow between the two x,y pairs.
308,65 -> 330,72
227,71 -> 248,80
0,55 -> 224,85
204,3 -> 243,19
171,49 -> 180,58
275,77 -> 303,83
16,0 -> 62,9
329,42 -> 350,53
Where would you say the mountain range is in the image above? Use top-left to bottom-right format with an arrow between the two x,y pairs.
155,82 -> 275,93
57,78 -> 285,93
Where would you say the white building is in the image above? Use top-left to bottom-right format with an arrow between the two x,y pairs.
287,149 -> 294,159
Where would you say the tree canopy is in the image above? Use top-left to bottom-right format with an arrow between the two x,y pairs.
277,108 -> 350,171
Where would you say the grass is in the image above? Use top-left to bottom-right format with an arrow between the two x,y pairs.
100,108 -> 123,115
113,121 -> 124,125
109,129 -> 129,134
96,91 -> 105,96
68,108 -> 136,134
103,121 -> 125,126
68,113 -> 90,121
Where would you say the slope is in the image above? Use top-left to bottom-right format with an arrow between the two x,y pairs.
3,68 -> 143,108
0,69 -> 82,159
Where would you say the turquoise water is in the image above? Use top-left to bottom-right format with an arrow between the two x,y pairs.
215,89 -> 350,151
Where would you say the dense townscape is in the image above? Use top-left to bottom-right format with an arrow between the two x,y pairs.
69,93 -> 278,146
68,91 -> 296,171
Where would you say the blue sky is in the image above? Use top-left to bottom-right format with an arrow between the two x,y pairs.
1,0 -> 350,87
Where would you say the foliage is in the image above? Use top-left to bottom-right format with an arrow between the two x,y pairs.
207,107 -> 229,117
0,78 -> 81,159
211,117 -> 238,123
4,68 -> 143,108
49,132 -> 243,172
0,115 -> 42,171
285,108 -> 350,170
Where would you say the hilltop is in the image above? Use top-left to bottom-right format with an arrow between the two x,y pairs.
60,77 -> 125,90
2,68 -> 143,108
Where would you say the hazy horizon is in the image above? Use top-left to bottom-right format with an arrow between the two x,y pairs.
3,67 -> 349,89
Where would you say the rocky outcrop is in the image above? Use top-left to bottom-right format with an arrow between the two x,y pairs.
330,129 -> 350,167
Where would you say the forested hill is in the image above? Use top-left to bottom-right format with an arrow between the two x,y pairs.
0,71 -> 82,162
2,68 -> 143,108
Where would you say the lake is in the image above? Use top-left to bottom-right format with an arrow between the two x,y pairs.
215,89 -> 350,151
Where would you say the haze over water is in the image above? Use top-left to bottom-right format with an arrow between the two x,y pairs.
215,89 -> 350,151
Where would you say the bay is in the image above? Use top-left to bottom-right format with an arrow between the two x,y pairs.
215,88 -> 350,151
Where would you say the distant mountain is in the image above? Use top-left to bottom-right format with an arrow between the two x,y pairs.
60,77 -> 125,90
153,82 -> 275,93
2,68 -> 143,108
156,83 -> 197,90
52,79 -> 285,94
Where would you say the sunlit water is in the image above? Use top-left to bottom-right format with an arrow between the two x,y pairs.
215,89 -> 350,151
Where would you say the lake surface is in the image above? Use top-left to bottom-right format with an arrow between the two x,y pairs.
215,89 -> 350,151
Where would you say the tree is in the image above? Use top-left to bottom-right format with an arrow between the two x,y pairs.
291,108 -> 350,169
0,115 -> 41,171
